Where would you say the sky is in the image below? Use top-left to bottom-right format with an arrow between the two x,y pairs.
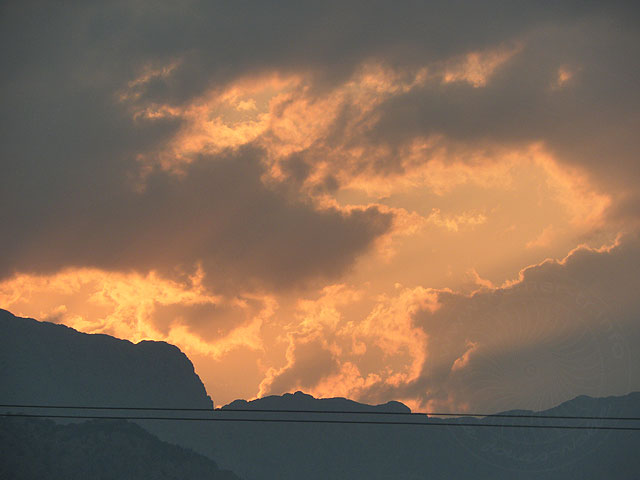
1,0 -> 639,412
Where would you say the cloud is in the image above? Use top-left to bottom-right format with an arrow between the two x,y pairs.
0,147 -> 392,291
255,234 -> 640,412
365,18 -> 640,219
258,283 -> 430,400
258,284 -> 362,396
3,1 -> 402,292
0,267 -> 275,360
259,334 -> 340,396
370,234 -> 640,412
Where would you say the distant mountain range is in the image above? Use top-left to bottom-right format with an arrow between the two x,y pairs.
2,309 -> 639,480
224,390 -> 410,413
209,391 -> 640,480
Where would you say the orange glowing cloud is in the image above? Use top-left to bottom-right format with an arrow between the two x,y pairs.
121,61 -> 432,180
129,74 -> 303,172
0,268 -> 272,361
257,283 -> 432,402
306,362 -> 382,400
355,285 -> 434,379
531,145 -> 610,229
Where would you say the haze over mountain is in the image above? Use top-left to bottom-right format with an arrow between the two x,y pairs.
2,309 -> 639,479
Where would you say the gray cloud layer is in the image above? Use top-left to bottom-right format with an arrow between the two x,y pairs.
0,145 -> 391,290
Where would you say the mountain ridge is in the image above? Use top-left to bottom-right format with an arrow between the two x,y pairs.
0,308 -> 213,409
223,390 -> 411,414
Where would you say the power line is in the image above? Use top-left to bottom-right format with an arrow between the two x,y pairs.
2,412 -> 639,431
1,403 -> 639,422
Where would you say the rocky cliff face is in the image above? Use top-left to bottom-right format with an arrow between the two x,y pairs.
0,309 -> 213,409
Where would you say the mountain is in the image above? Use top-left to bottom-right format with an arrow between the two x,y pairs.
0,309 -> 228,475
0,309 -> 212,409
0,416 -> 241,480
224,390 -> 410,413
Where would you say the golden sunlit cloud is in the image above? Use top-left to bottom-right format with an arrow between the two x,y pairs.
0,268 -> 272,361
257,283 -> 432,403
123,62 -> 425,175
531,145 -> 611,229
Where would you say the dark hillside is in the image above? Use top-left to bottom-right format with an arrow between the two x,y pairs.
0,416 -> 241,480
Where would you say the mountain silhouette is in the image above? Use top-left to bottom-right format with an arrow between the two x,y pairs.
0,308 -> 228,475
224,390 -> 410,413
0,309 -> 212,409
0,416 -> 241,480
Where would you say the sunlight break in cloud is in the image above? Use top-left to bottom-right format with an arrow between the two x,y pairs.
0,268 -> 272,361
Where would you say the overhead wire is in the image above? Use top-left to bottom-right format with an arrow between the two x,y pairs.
1,405 -> 639,431
1,403 -> 639,422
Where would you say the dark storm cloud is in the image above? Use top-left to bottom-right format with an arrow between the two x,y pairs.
1,0 -> 404,290
0,147 -> 392,291
0,1 -> 612,107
